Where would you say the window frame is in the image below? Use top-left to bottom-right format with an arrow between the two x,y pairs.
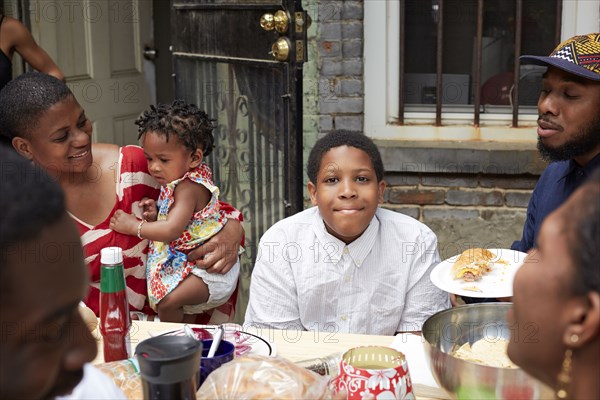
364,0 -> 600,141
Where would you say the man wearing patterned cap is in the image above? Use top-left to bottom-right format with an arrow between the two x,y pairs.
512,33 -> 600,252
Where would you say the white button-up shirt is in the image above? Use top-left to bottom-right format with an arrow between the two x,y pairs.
244,207 -> 450,335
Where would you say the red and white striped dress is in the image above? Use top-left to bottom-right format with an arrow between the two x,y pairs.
71,146 -> 242,324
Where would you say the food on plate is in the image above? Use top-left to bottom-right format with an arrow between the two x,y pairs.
196,354 -> 334,399
462,286 -> 483,292
452,248 -> 495,282
224,330 -> 254,357
187,327 -> 213,340
453,338 -> 518,369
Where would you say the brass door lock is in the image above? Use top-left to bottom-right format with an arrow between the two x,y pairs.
269,37 -> 291,61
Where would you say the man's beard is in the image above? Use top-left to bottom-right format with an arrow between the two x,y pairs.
537,115 -> 600,162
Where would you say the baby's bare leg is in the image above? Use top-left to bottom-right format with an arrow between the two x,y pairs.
157,275 -> 210,323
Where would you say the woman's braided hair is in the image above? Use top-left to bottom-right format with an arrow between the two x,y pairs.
134,100 -> 215,157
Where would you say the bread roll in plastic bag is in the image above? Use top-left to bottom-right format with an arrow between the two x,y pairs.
95,358 -> 142,399
196,354 -> 337,399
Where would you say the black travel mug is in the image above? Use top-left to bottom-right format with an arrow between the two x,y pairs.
135,335 -> 202,400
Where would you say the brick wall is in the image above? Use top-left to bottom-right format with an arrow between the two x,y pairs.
316,0 -> 364,133
382,173 -> 537,259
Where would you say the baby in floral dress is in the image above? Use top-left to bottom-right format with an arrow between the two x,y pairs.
110,100 -> 240,323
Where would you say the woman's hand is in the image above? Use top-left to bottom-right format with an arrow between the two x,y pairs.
110,210 -> 139,235
187,219 -> 244,274
139,198 -> 158,221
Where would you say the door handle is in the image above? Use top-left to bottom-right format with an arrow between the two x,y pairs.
143,46 -> 158,61
260,10 -> 289,33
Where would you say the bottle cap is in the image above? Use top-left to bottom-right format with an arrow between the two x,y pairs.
101,247 -> 123,265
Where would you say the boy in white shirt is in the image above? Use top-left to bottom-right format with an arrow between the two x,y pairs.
245,130 -> 450,335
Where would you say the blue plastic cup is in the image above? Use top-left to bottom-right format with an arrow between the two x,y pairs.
197,339 -> 235,388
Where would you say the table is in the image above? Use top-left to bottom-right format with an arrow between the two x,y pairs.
93,321 -> 446,399
93,321 -> 395,364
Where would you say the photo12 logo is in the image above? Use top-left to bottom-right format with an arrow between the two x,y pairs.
3,1 -> 139,24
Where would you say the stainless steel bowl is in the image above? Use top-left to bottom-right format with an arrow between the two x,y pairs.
422,303 -> 552,399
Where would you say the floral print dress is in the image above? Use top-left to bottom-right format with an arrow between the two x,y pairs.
146,162 -> 226,310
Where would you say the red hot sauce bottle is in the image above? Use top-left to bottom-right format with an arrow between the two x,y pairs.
99,247 -> 131,362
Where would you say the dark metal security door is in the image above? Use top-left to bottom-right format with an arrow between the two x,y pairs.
171,0 -> 306,320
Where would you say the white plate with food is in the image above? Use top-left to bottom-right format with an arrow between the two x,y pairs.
150,323 -> 277,357
430,248 -> 528,298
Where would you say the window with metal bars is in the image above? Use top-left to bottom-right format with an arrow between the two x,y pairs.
398,0 -> 561,127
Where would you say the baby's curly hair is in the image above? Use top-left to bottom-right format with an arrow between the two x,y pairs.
135,100 -> 215,157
